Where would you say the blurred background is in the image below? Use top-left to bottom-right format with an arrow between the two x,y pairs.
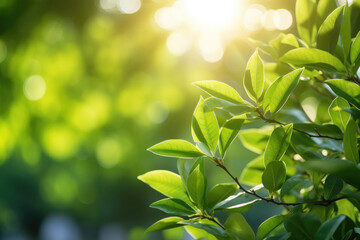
0,0 -> 297,239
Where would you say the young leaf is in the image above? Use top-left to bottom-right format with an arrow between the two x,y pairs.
187,163 -> 207,209
284,213 -> 321,240
264,124 -> 293,166
316,0 -> 337,27
203,97 -> 237,112
280,48 -> 345,72
239,129 -> 271,154
224,213 -> 255,240
262,161 -> 287,193
138,170 -> 191,205
182,220 -> 228,239
316,5 -> 343,54
185,225 -> 218,240
192,97 -> 219,154
296,0 -> 317,45
146,217 -> 184,233
256,215 -> 284,240
263,68 -> 303,114
193,80 -> 244,104
324,175 -> 343,200
280,175 -> 312,199
240,156 -> 264,186
314,215 -> 346,240
205,183 -> 238,209
148,140 -> 204,158
215,199 -> 260,213
328,97 -> 351,131
219,115 -> 245,158
343,118 -> 359,164
244,49 -> 265,102
340,4 -> 351,59
150,198 -> 196,216
325,79 -> 360,110
350,31 -> 360,64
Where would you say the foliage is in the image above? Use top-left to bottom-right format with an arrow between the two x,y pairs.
139,0 -> 360,239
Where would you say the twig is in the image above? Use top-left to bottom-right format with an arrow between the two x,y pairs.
214,159 -> 345,207
254,109 -> 343,140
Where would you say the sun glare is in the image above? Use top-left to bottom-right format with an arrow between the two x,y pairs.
182,0 -> 241,30
151,0 -> 293,62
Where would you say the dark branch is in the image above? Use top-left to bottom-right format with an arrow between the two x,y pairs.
254,108 -> 343,141
214,159 -> 345,207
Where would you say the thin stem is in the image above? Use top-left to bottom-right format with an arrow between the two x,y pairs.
214,159 -> 345,207
254,109 -> 343,140
201,214 -> 225,230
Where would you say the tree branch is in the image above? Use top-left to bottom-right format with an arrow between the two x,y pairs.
214,159 -> 345,207
254,108 -> 343,140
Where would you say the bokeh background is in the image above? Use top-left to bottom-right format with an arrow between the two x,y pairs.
0,0 -> 299,239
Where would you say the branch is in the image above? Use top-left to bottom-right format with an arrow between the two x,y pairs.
254,109 -> 343,140
214,159 -> 345,207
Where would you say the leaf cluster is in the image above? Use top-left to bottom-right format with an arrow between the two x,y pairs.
139,0 -> 360,239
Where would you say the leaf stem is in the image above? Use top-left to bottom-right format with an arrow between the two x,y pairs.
201,213 -> 225,230
214,159 -> 345,207
254,108 -> 343,140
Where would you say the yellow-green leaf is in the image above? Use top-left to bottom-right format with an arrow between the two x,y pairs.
148,139 -> 205,158
328,97 -> 350,131
244,49 -> 265,102
194,80 -> 244,104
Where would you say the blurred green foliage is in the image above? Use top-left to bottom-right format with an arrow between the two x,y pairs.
0,0 -> 298,239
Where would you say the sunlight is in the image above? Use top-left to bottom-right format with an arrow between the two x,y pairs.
181,0 -> 241,30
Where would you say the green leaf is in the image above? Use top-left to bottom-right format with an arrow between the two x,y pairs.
177,159 -> 189,185
150,198 -> 196,216
256,215 -> 284,240
185,225 -> 218,240
187,162 -> 207,209
325,79 -> 360,110
269,33 -> 300,58
302,158 -> 360,188
296,0 -> 317,45
280,175 -> 312,199
192,97 -> 219,154
138,170 -> 192,206
264,124 -> 293,166
240,156 -> 264,186
316,0 -> 337,27
343,118 -> 359,164
194,80 -> 244,104
146,217 -> 184,233
182,220 -> 228,239
205,183 -> 238,210
219,115 -> 245,158
317,6 -> 343,54
324,175 -> 343,200
244,49 -> 265,102
215,199 -> 260,213
293,123 -> 343,139
280,48 -> 345,72
262,161 -> 287,193
314,215 -> 346,240
350,31 -> 360,64
214,185 -> 263,209
284,213 -> 321,240
224,213 -> 255,240
239,129 -> 271,154
203,97 -> 237,112
328,97 -> 351,131
340,4 -> 351,59
263,68 -> 303,114
148,139 -> 205,158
